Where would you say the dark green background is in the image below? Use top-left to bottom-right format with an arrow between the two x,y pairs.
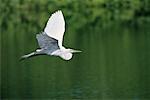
1,0 -> 150,99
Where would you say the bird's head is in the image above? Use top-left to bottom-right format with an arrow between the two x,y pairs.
60,48 -> 82,60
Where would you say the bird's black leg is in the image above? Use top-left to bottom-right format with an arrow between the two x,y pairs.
20,49 -> 47,61
20,52 -> 37,61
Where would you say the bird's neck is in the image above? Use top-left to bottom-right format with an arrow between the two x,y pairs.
60,46 -> 66,50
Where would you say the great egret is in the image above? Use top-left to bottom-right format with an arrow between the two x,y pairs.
21,10 -> 81,60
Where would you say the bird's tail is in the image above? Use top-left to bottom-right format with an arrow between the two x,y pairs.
20,52 -> 36,61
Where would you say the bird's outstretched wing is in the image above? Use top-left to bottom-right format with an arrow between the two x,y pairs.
36,32 -> 59,54
44,10 -> 65,48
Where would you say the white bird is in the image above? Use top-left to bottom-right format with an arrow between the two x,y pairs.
21,10 -> 81,60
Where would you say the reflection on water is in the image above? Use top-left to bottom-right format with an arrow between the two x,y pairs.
1,24 -> 150,99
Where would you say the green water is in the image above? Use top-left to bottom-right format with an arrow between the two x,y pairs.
1,0 -> 150,99
1,24 -> 150,99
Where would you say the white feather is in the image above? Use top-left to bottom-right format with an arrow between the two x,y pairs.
44,10 -> 65,48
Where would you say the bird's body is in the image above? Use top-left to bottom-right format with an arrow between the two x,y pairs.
21,10 -> 81,60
